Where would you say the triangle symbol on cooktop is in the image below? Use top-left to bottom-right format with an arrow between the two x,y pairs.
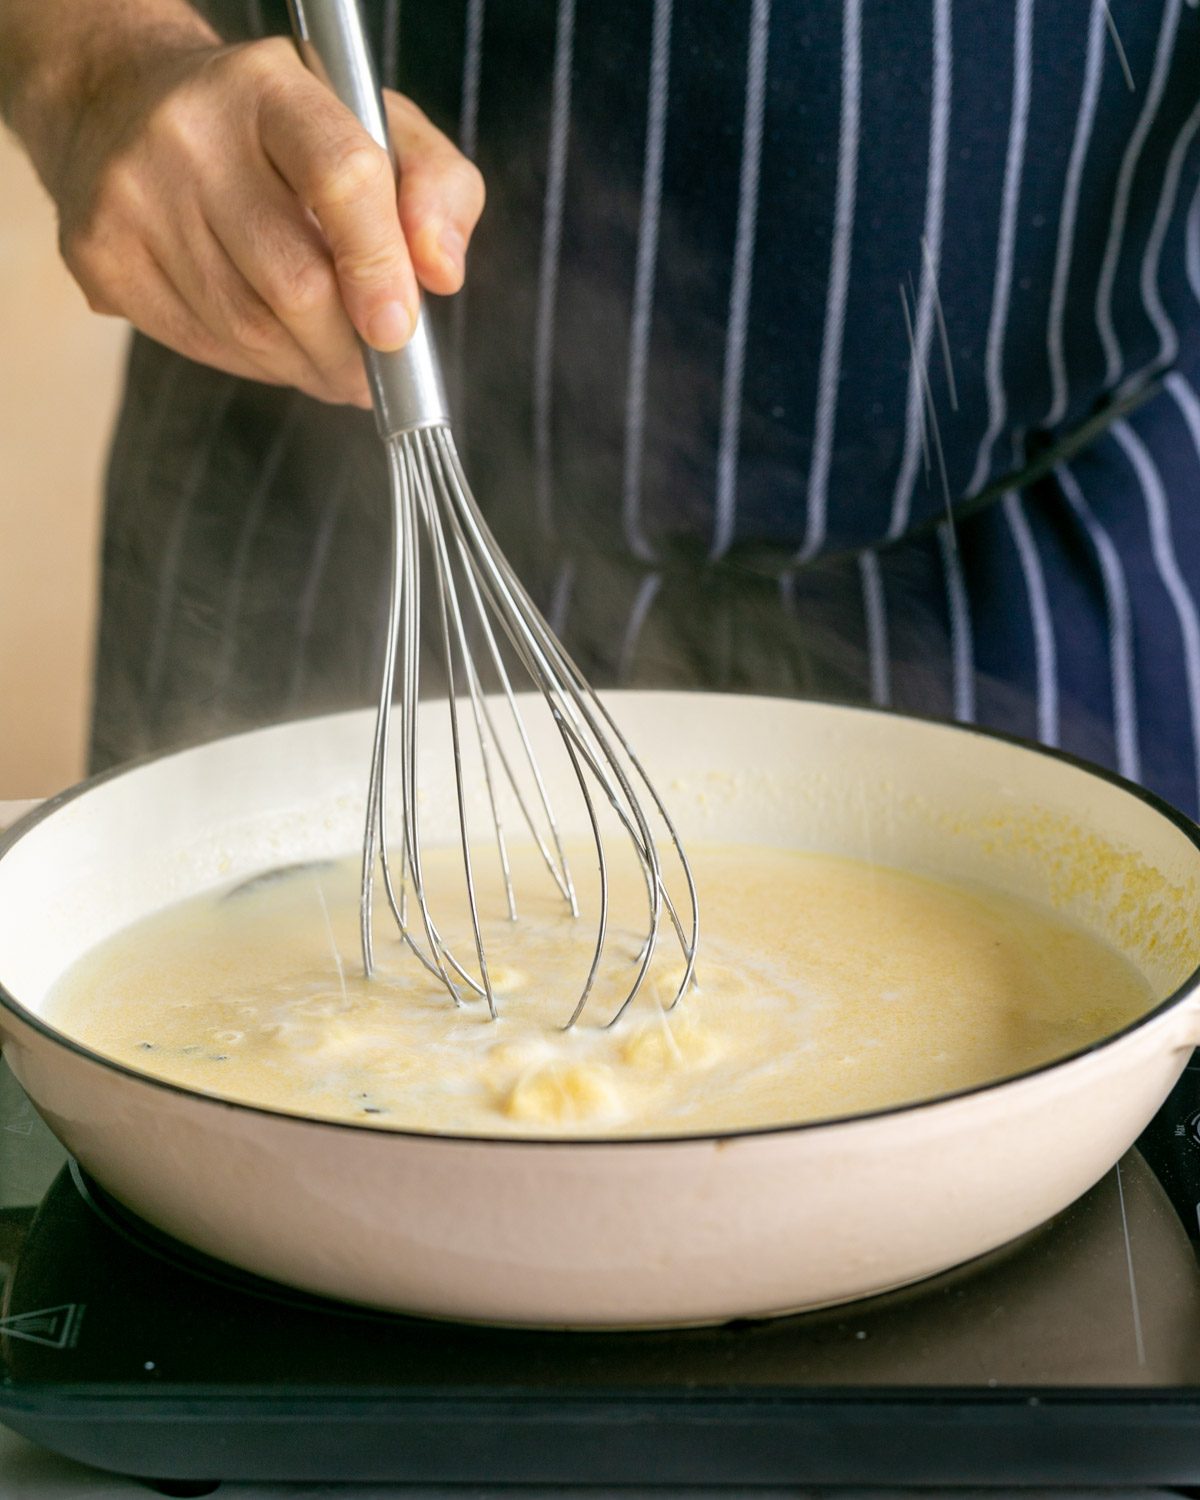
0,1304 -> 82,1348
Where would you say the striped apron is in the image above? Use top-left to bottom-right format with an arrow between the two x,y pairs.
91,0 -> 1200,820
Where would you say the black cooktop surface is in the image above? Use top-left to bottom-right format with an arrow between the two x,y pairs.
3,1058 -> 1200,1492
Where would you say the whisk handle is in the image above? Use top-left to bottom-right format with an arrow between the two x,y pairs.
286,0 -> 450,436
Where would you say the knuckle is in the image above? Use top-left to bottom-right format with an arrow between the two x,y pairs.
224,293 -> 279,354
92,156 -> 143,217
59,220 -> 113,301
78,274 -> 117,316
235,312 -> 279,356
146,88 -> 203,152
174,320 -> 218,364
253,67 -> 294,120
76,261 -> 119,314
335,242 -> 404,290
270,257 -> 335,319
321,139 -> 392,207
231,35 -> 294,85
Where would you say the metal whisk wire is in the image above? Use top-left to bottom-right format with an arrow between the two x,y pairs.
362,426 -> 699,1028
290,0 -> 698,1029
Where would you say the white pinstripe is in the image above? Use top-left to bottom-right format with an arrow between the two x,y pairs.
924,233 -> 959,412
1056,462 -> 1140,781
1044,0 -> 1107,429
887,0 -> 952,540
622,0 -> 674,564
458,0 -> 485,159
618,572 -> 663,682
532,0 -> 576,537
1112,416 -> 1200,808
858,550 -> 890,707
1188,177 -> 1200,303
710,0 -> 771,560
1119,97 -> 1200,400
547,555 -> 575,639
939,520 -> 974,722
967,0 -> 1034,499
1002,490 -> 1059,745
798,0 -> 862,562
1095,0 -> 1182,388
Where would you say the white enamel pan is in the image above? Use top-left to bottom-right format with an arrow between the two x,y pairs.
1,692 -> 1199,1329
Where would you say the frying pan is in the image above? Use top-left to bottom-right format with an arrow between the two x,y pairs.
0,692 -> 1198,1329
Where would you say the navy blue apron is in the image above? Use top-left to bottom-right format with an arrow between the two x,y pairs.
91,0 -> 1200,818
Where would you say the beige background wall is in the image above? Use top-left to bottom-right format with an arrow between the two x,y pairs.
0,132 -> 127,798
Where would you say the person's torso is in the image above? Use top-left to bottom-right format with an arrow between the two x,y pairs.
200,0 -> 1200,566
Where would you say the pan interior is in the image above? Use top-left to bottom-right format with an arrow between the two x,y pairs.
1,694 -> 1198,1137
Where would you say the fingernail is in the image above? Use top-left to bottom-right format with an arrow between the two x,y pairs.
439,225 -> 466,273
366,300 -> 411,350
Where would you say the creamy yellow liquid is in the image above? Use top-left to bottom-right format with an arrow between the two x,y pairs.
45,844 -> 1155,1137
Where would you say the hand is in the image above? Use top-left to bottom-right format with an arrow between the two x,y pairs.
23,24 -> 485,408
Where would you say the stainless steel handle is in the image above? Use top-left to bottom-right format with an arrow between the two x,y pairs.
286,0 -> 449,436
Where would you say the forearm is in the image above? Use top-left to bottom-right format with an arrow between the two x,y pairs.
0,0 -> 217,187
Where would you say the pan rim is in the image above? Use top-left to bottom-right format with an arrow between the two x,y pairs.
2,691 -> 1198,1149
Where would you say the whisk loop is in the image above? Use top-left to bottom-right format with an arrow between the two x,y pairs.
289,0 -> 698,1028
359,424 -> 699,1029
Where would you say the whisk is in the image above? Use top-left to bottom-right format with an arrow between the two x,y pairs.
288,0 -> 698,1028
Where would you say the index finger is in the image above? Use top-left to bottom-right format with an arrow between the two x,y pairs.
257,74 -> 418,351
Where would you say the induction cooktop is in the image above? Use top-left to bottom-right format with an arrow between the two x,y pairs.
3,1058 -> 1200,1496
